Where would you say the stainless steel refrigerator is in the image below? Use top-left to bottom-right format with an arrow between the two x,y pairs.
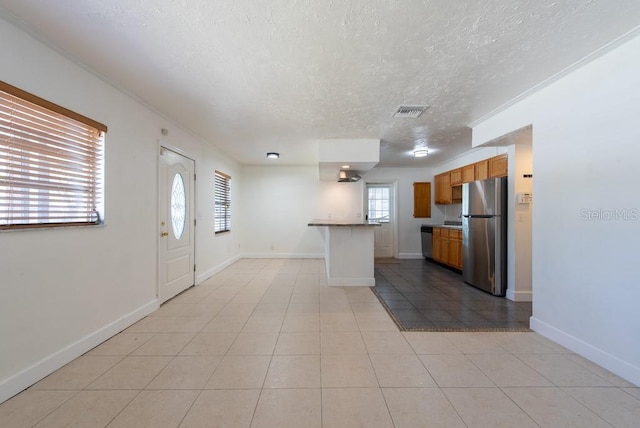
462,178 -> 507,296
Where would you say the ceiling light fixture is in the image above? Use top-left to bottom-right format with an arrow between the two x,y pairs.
341,165 -> 351,169
266,152 -> 280,159
413,149 -> 429,158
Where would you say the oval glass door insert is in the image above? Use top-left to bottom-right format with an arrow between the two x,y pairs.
170,173 -> 186,239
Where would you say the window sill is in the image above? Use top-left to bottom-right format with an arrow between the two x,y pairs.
0,222 -> 106,233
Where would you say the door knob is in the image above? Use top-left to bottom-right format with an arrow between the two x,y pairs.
161,232 -> 169,237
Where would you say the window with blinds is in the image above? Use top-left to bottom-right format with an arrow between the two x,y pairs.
214,170 -> 231,233
0,81 -> 107,230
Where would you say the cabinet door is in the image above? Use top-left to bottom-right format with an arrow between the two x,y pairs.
413,182 -> 431,218
475,160 -> 488,181
462,164 -> 475,183
440,238 -> 450,264
434,173 -> 452,204
432,232 -> 441,261
447,230 -> 462,269
455,231 -> 463,269
450,168 -> 463,186
448,238 -> 459,268
489,154 -> 508,178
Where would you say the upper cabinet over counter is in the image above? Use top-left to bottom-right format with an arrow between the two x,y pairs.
435,154 -> 507,205
434,171 -> 455,204
488,154 -> 508,178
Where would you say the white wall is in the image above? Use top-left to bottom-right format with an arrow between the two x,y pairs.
191,146 -> 242,282
0,17 -> 240,402
472,32 -> 640,385
506,143 -> 533,301
238,166 -> 363,257
238,165 -> 443,259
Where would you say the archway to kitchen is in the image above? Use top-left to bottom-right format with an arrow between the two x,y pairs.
477,125 -> 534,303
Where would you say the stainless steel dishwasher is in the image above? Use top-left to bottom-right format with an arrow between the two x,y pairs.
420,225 -> 433,259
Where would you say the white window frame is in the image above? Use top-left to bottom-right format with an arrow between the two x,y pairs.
0,81 -> 107,230
214,170 -> 231,233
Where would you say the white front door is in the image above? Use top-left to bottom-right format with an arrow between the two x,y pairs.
366,184 -> 394,258
159,147 -> 195,303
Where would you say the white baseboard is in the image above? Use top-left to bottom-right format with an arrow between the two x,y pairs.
327,277 -> 375,287
506,289 -> 533,302
0,300 -> 158,404
530,317 -> 640,387
196,255 -> 242,284
240,252 -> 324,259
398,253 -> 424,259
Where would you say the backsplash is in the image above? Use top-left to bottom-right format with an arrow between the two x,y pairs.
444,203 -> 463,222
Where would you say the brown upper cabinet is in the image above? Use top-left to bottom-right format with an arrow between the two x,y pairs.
434,154 -> 507,205
462,164 -> 475,183
434,172 -> 452,204
489,154 -> 508,178
475,160 -> 489,181
450,168 -> 462,186
413,182 -> 432,218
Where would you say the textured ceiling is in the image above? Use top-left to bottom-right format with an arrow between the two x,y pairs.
1,1 -> 640,166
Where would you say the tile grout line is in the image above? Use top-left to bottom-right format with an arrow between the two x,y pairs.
347,287 -> 398,427
557,386 -> 619,428
373,261 -> 532,332
250,259 -> 299,427
27,389 -> 83,428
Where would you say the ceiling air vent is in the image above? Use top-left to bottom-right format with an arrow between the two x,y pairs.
392,105 -> 429,118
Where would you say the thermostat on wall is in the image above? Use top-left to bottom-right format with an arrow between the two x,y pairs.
517,192 -> 532,204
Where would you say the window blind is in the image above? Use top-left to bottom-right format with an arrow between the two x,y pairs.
0,81 -> 107,230
214,170 -> 231,233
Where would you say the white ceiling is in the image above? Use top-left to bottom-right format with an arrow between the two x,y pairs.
1,1 -> 639,166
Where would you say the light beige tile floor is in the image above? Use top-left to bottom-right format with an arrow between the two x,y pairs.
1,258 -> 639,427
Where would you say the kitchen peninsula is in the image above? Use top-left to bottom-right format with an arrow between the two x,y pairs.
308,219 -> 380,286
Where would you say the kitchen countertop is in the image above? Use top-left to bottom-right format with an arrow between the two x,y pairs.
308,219 -> 381,227
423,222 -> 463,230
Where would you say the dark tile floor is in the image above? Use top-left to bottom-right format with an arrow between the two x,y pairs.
373,259 -> 532,331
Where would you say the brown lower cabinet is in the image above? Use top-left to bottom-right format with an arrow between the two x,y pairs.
432,227 -> 462,270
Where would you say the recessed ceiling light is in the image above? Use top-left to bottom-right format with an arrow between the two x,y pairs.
341,165 -> 350,169
413,149 -> 428,158
266,152 -> 280,159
